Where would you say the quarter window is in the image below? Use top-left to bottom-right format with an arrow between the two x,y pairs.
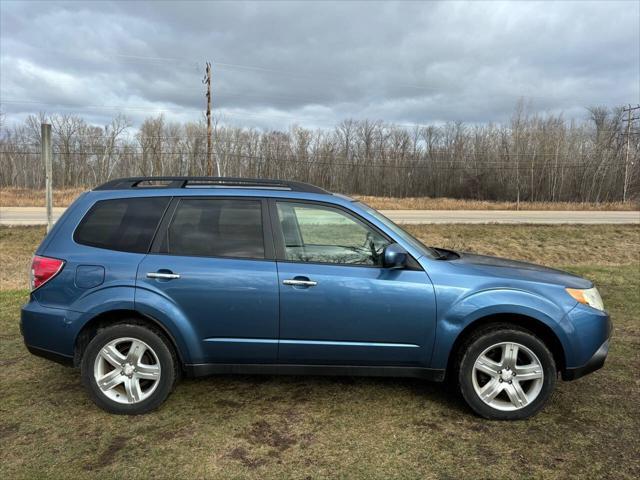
165,199 -> 265,259
74,197 -> 170,253
276,202 -> 390,265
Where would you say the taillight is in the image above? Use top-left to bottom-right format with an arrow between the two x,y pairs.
30,255 -> 65,291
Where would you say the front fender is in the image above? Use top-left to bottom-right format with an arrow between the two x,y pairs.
430,288 -> 574,369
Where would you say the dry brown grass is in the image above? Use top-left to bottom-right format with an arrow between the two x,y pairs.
357,195 -> 639,211
1,188 -> 638,211
0,188 -> 85,207
0,227 -> 45,290
1,232 -> 639,478
406,224 -> 640,268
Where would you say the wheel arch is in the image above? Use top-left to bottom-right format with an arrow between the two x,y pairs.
73,309 -> 185,368
445,312 -> 566,379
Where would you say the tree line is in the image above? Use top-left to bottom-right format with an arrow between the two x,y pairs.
0,104 -> 638,202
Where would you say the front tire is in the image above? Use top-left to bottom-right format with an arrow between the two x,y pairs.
457,325 -> 556,420
81,323 -> 179,414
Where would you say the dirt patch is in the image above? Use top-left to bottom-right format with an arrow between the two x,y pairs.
241,420 -> 297,451
0,358 -> 21,367
290,386 -> 313,403
467,423 -> 490,433
214,399 -> 242,409
227,446 -> 267,469
83,435 -> 129,471
413,420 -> 443,431
0,422 -> 20,440
227,408 -> 318,469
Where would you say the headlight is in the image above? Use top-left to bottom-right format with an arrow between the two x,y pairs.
566,287 -> 605,311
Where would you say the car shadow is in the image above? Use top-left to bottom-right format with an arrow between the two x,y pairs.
179,373 -> 470,415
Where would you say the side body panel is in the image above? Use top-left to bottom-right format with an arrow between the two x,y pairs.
276,262 -> 436,366
135,255 -> 279,364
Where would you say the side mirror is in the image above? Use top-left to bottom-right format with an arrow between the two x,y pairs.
383,243 -> 408,269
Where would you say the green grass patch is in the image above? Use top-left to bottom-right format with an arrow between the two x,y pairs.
1,264 -> 638,479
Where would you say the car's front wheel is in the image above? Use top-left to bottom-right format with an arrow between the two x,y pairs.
457,324 -> 557,420
81,323 -> 179,414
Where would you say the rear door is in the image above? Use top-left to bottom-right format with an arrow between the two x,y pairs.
136,197 -> 279,363
271,200 -> 437,366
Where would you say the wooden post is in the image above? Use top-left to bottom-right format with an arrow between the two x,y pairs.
204,62 -> 215,176
41,123 -> 53,232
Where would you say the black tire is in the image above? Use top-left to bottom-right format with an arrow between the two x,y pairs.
81,322 -> 179,415
457,324 -> 557,420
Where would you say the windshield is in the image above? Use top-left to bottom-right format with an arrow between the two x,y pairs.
356,202 -> 440,259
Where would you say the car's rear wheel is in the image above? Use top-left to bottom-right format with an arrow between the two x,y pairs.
81,323 -> 179,414
457,325 -> 556,420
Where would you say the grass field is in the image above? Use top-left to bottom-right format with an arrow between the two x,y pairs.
1,225 -> 639,479
357,195 -> 639,211
2,187 -> 638,211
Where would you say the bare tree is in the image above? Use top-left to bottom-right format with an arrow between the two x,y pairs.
1,105 -> 637,202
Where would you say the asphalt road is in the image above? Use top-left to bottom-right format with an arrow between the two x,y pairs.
1,206 -> 638,225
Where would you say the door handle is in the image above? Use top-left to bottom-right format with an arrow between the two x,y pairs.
146,272 -> 181,280
283,279 -> 317,287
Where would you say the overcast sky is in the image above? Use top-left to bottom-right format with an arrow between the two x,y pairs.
1,0 -> 638,131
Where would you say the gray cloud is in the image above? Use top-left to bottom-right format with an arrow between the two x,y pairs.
1,0 -> 638,130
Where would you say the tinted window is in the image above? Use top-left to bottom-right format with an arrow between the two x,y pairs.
165,199 -> 264,259
276,202 -> 389,265
75,197 -> 170,253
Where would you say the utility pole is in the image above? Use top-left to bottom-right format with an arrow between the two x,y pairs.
203,61 -> 216,177
622,104 -> 640,203
41,123 -> 53,232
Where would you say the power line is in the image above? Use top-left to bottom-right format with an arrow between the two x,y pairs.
0,146 -> 624,159
110,53 -> 577,103
4,98 -> 638,134
0,150 -> 630,168
0,98 -> 337,125
112,53 -> 443,93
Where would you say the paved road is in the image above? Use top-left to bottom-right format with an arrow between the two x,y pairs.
1,206 -> 638,225
383,209 -> 640,224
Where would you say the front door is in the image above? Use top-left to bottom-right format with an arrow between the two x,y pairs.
137,197 -> 279,364
271,200 -> 437,366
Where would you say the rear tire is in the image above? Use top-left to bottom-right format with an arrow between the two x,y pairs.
81,323 -> 179,414
457,324 -> 556,420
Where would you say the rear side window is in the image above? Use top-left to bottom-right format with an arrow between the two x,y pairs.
74,197 -> 170,253
163,198 -> 264,259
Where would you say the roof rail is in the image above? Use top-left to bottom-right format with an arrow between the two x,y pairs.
94,176 -> 329,194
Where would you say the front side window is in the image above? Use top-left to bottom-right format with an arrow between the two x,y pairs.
276,202 -> 390,266
74,197 -> 170,253
165,198 -> 265,259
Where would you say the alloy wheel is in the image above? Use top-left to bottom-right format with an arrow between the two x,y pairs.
93,337 -> 161,404
472,341 -> 544,411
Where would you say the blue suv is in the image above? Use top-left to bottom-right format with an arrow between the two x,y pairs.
21,177 -> 611,419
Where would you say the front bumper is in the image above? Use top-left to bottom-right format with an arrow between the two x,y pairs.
562,338 -> 609,380
560,300 -> 612,381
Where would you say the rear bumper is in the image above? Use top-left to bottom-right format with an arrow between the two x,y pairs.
21,299 -> 78,362
562,338 -> 609,381
25,344 -> 73,366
